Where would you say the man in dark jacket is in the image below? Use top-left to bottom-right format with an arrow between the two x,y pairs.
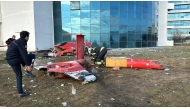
91,46 -> 107,67
6,31 -> 36,98
5,35 -> 16,45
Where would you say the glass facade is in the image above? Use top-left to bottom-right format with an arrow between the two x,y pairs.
167,1 -> 190,40
53,1 -> 158,48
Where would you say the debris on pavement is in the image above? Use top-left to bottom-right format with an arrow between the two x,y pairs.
61,84 -> 64,86
111,98 -> 115,101
32,100 -> 37,102
62,102 -> 67,106
113,66 -> 120,70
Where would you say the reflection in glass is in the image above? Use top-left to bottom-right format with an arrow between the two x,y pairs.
110,33 -> 119,42
101,41 -> 110,48
80,1 -> 90,10
71,18 -> 80,24
119,25 -> 127,33
71,25 -> 80,33
119,33 -> 127,41
101,17 -> 110,25
100,1 -> 110,10
110,42 -> 119,48
91,25 -> 100,33
136,4 -> 142,12
110,10 -> 119,17
120,18 -> 127,25
128,19 -> 135,26
128,2 -> 135,11
120,2 -> 127,11
91,10 -> 100,17
110,1 -> 119,10
62,18 -> 70,25
61,11 -> 70,18
135,34 -> 142,41
80,10 -> 90,18
136,12 -> 142,19
81,18 -> 90,24
136,41 -> 142,48
128,12 -> 135,18
120,42 -> 127,48
128,33 -> 135,41
110,26 -> 119,33
120,11 -> 127,18
91,34 -> 100,47
110,18 -> 119,25
91,18 -> 100,24
128,41 -> 135,48
70,1 -> 80,10
101,25 -> 109,33
91,1 -> 100,10
61,1 -> 70,10
128,26 -> 135,33
62,25 -> 71,33
136,26 -> 142,33
84,34 -> 90,41
81,25 -> 90,33
101,10 -> 110,17
101,34 -> 109,41
71,10 -> 80,18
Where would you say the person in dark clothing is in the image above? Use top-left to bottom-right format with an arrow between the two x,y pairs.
6,31 -> 36,98
91,46 -> 107,67
5,35 -> 16,45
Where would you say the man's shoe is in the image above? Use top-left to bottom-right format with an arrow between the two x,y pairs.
24,72 -> 36,78
19,92 -> 30,98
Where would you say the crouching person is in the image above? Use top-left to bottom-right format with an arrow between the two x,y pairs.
91,46 -> 107,68
6,31 -> 36,98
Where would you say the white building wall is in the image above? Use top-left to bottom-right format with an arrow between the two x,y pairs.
0,1 -> 54,51
34,1 -> 54,50
0,1 -> 35,51
157,1 -> 174,46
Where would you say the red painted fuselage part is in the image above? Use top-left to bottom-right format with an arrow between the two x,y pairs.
55,42 -> 76,56
126,59 -> 164,69
76,34 -> 85,60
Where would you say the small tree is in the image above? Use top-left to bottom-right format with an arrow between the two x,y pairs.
172,29 -> 185,44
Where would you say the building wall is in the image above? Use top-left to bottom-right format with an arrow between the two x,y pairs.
0,1 -> 35,51
0,1 -> 54,51
34,1 -> 54,50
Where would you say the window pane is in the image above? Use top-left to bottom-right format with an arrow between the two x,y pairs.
101,41 -> 110,48
100,1 -> 110,10
61,11 -> 70,18
136,4 -> 142,12
91,10 -> 100,17
91,1 -> 100,10
61,2 -> 70,10
80,10 -> 90,18
110,10 -> 119,17
128,33 -> 135,41
81,18 -> 90,24
71,10 -> 80,18
110,26 -> 119,33
110,1 -> 119,10
136,33 -> 142,41
128,3 -> 135,11
110,33 -> 119,41
120,25 -> 127,33
128,12 -> 135,18
120,11 -> 127,18
91,18 -> 100,24
101,10 -> 110,17
70,1 -> 80,10
91,34 -> 100,47
81,25 -> 90,33
62,25 -> 71,33
120,2 -> 127,11
110,42 -> 119,48
71,18 -> 80,24
128,19 -> 135,26
120,33 -> 127,41
120,42 -> 128,48
62,18 -> 70,25
101,34 -> 109,41
91,25 -> 100,33
127,41 -> 135,48
101,17 -> 110,25
101,25 -> 109,33
71,25 -> 80,33
80,1 -> 90,10
110,18 -> 119,25
120,18 -> 127,25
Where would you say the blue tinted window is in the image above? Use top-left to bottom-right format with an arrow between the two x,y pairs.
136,19 -> 142,26
120,33 -> 127,41
120,25 -> 127,33
91,10 -> 100,17
168,13 -> 190,19
101,17 -> 110,25
91,18 -> 100,24
71,10 -> 80,18
70,1 -> 80,10
91,1 -> 100,10
110,2 -> 119,10
120,18 -> 127,25
120,2 -> 127,11
110,26 -> 119,33
136,41 -> 142,48
128,33 -> 135,41
143,5 -> 148,13
136,12 -> 142,18
110,18 -> 119,25
128,12 -> 135,18
128,26 -> 135,32
120,42 -> 128,48
61,11 -> 70,18
62,25 -> 71,33
110,33 -> 119,42
71,25 -> 80,33
128,41 -> 135,48
81,25 -> 90,33
80,1 -> 90,10
136,26 -> 142,33
143,13 -> 147,19
81,18 -> 90,24
128,3 -> 135,12
101,25 -> 110,33
71,18 -> 80,24
136,34 -> 142,41
62,18 -> 70,25
84,34 -> 90,41
136,4 -> 142,12
80,10 -> 90,18
168,21 -> 190,26
101,34 -> 109,41
101,10 -> 110,17
100,1 -> 109,10
128,19 -> 135,26
110,10 -> 119,17
61,2 -> 70,10
91,34 -> 100,47
120,11 -> 127,18
101,42 -> 110,48
91,25 -> 100,33
110,42 -> 119,48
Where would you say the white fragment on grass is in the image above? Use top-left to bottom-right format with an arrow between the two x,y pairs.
31,85 -> 37,88
165,73 -> 170,75
30,80 -> 34,82
165,68 -> 170,71
30,94 -> 32,95
8,78 -> 10,80
32,100 -> 37,102
111,98 -> 115,101
61,84 -> 64,87
57,97 -> 60,100
62,102 -> 67,106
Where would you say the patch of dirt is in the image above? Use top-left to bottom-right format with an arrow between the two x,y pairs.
1,45 -> 190,106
